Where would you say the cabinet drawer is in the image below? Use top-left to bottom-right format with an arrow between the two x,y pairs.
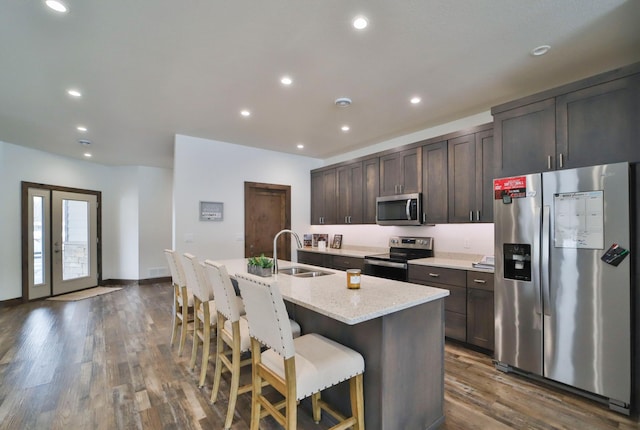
408,265 -> 466,287
445,311 -> 466,341
297,250 -> 329,268
466,271 -> 494,292
331,255 -> 364,271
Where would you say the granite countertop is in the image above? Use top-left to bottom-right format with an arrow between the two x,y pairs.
300,246 -> 494,273
218,258 -> 449,325
410,257 -> 494,273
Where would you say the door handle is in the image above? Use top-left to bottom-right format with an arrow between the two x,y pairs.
541,205 -> 551,316
54,242 -> 61,253
559,153 -> 564,168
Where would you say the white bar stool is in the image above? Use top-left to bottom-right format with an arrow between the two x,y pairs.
236,273 -> 365,430
164,249 -> 193,356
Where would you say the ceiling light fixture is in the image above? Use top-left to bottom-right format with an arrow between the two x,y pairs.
335,97 -> 352,107
67,89 -> 82,97
240,109 -> 251,117
83,153 -> 92,158
531,45 -> 551,56
297,144 -> 304,149
45,0 -> 68,13
281,76 -> 292,85
410,96 -> 422,104
341,125 -> 350,132
77,125 -> 87,132
353,16 -> 368,30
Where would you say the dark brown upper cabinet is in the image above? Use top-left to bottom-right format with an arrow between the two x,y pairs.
379,147 -> 422,196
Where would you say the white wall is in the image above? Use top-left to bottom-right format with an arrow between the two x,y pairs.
173,135 -> 322,260
0,141 -> 173,301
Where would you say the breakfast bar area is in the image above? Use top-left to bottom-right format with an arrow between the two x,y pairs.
219,259 -> 450,430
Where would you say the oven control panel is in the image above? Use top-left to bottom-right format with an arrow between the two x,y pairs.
389,236 -> 433,250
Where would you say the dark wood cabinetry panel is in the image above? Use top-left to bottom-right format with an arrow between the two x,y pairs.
466,271 -> 494,351
330,255 -> 364,271
448,131 -> 493,223
379,147 -> 421,196
336,162 -> 364,224
363,157 -> 379,224
448,134 -> 476,223
556,75 -> 640,168
493,98 -> 556,177
297,250 -> 329,267
421,140 -> 448,224
310,169 -> 337,225
493,64 -> 640,179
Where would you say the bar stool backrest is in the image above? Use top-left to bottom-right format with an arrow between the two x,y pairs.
204,260 -> 241,322
236,273 -> 295,359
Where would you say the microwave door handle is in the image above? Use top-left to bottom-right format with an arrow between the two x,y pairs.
406,199 -> 411,220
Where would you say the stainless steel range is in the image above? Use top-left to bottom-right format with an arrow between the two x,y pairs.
364,236 -> 434,281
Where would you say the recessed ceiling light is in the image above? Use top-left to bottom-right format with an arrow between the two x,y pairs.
45,0 -> 68,13
67,89 -> 82,97
83,153 -> 92,158
341,125 -> 350,132
281,76 -> 293,85
297,144 -> 304,149
240,110 -> 251,117
410,96 -> 422,104
353,16 -> 368,30
77,125 -> 87,132
531,45 -> 551,56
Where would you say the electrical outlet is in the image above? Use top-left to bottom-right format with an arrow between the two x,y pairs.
463,239 -> 471,249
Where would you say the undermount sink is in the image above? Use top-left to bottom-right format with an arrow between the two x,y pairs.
278,267 -> 332,277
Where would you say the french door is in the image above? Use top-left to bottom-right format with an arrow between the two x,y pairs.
23,183 -> 100,300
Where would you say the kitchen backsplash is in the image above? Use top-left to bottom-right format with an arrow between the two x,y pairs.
308,223 -> 494,256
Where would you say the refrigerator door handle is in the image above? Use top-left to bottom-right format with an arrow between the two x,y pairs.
541,205 -> 551,316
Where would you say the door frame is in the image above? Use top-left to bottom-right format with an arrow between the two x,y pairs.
244,182 -> 291,260
21,182 -> 102,301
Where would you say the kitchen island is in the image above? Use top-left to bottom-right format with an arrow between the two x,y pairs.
219,258 -> 449,430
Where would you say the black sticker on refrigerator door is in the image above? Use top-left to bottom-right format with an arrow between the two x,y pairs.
601,244 -> 630,266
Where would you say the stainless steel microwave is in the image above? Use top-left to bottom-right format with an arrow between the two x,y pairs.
376,193 -> 422,226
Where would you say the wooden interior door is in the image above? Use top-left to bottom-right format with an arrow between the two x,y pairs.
244,182 -> 291,260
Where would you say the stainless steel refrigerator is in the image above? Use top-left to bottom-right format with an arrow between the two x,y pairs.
494,162 -> 631,413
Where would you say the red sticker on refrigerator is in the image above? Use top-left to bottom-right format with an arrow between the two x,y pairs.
494,176 -> 527,199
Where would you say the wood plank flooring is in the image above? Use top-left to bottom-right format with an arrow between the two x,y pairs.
0,282 -> 638,429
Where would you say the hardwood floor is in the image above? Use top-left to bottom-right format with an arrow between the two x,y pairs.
0,282 -> 637,429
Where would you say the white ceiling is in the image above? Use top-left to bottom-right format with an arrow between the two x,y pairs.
1,1 -> 639,168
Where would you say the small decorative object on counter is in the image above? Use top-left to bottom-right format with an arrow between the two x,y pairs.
331,234 -> 343,249
346,269 -> 361,289
318,240 -> 326,251
247,254 -> 273,277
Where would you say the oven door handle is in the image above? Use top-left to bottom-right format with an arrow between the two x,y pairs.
364,259 -> 407,269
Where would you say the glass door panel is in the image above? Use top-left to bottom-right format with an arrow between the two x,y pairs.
27,188 -> 51,300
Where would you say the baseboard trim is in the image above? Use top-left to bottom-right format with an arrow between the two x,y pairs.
0,297 -> 23,308
102,276 -> 171,286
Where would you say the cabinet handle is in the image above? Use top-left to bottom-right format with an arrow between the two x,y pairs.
547,155 -> 552,170
428,273 -> 440,277
473,279 -> 486,284
469,211 -> 473,222
476,210 -> 480,221
349,216 -> 352,223
559,153 -> 564,168
422,213 -> 426,223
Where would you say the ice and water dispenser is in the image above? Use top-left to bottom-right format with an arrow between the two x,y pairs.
503,244 -> 532,281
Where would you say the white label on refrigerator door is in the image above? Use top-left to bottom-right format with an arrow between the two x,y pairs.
553,191 -> 604,249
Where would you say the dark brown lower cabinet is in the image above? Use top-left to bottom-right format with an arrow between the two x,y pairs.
297,250 -> 364,271
408,264 -> 495,352
466,271 -> 494,351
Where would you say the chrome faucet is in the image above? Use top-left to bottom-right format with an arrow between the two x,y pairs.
273,229 -> 303,273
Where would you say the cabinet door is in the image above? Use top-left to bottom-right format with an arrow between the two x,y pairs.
337,162 -> 363,224
363,157 -> 379,224
493,98 -> 556,177
476,129 -> 494,223
421,141 -> 448,223
448,134 -> 477,223
297,250 -> 329,267
310,169 -> 336,225
379,148 -> 421,196
466,272 -> 494,350
556,75 -> 640,169
330,255 -> 364,271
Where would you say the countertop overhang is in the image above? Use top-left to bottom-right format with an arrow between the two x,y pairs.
218,258 -> 449,325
